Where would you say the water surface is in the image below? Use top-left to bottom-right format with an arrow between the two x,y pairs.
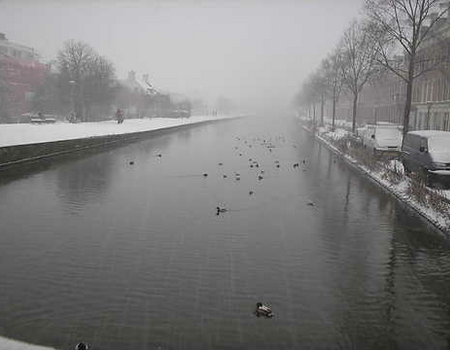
1,117 -> 450,349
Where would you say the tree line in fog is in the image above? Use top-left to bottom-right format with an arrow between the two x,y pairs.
296,0 -> 450,138
31,40 -> 196,122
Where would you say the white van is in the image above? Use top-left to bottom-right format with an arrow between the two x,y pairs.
362,123 -> 403,155
401,130 -> 450,185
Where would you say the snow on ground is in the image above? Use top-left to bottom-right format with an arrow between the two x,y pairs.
323,128 -> 349,141
0,115 -> 236,148
0,337 -> 56,350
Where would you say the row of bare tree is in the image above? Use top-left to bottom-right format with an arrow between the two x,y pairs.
33,40 -> 117,122
296,0 -> 450,139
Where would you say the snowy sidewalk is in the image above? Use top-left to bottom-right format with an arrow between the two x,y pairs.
0,337 -> 56,350
0,115 -> 235,148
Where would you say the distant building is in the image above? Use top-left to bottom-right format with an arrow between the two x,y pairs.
117,71 -> 190,118
0,32 -> 48,122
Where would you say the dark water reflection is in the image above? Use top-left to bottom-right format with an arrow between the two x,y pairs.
1,117 -> 450,349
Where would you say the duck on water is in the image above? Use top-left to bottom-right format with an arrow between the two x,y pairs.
255,303 -> 274,318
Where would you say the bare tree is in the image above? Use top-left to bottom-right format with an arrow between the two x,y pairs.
322,49 -> 345,130
57,40 -> 95,121
340,20 -> 380,133
84,55 -> 116,120
303,71 -> 327,126
365,0 -> 450,138
57,40 -> 116,121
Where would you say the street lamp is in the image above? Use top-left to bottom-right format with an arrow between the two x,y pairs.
69,80 -> 76,121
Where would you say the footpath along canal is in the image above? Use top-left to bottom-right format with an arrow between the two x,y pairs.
1,116 -> 450,350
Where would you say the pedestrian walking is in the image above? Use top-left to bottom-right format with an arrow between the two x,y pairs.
116,108 -> 124,124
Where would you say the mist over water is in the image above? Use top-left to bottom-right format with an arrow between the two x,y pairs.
0,0 -> 364,114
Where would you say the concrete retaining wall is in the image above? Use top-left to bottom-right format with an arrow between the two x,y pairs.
0,119 -> 225,169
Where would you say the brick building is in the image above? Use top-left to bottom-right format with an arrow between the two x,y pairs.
0,32 -> 48,122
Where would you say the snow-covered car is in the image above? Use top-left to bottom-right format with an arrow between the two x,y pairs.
401,130 -> 450,184
362,123 -> 403,155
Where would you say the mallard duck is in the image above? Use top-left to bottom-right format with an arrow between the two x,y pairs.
216,207 -> 227,214
255,303 -> 273,318
75,343 -> 89,350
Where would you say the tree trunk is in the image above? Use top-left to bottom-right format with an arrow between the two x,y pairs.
402,66 -> 414,143
313,103 -> 316,124
332,96 -> 336,132
320,93 -> 324,126
352,92 -> 358,133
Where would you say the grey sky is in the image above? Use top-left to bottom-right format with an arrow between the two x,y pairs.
0,0 -> 364,114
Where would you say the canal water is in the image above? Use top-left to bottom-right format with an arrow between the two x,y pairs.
1,117 -> 450,350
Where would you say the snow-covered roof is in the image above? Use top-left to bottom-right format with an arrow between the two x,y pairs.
409,130 -> 450,138
120,71 -> 154,94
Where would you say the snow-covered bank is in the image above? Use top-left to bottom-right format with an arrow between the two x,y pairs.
299,121 -> 450,233
0,337 -> 56,350
0,115 -> 239,147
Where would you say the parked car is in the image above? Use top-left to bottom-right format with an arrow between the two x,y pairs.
362,123 -> 403,155
401,130 -> 450,185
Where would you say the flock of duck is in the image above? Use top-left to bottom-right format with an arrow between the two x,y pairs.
127,134 -> 314,215
120,133 -> 314,324
214,134 -> 311,215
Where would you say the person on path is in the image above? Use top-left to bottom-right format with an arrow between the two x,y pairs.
115,108 -> 124,124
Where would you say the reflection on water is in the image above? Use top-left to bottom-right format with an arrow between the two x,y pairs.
56,153 -> 114,211
1,117 -> 450,350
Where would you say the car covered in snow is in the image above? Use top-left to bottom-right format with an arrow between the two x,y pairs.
362,123 -> 403,155
401,130 -> 450,184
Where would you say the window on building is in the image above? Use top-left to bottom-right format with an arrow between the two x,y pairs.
427,80 -> 433,102
24,91 -> 34,102
444,113 -> 450,131
423,81 -> 427,102
443,78 -> 449,101
0,46 -> 6,54
435,79 -> 441,102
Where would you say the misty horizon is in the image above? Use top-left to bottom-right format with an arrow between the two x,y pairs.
0,0 -> 364,114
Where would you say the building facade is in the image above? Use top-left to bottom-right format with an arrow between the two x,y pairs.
0,32 -> 48,122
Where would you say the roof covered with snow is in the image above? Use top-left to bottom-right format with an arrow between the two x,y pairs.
409,130 -> 450,138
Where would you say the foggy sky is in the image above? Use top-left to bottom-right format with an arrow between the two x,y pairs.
0,0 -> 364,114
